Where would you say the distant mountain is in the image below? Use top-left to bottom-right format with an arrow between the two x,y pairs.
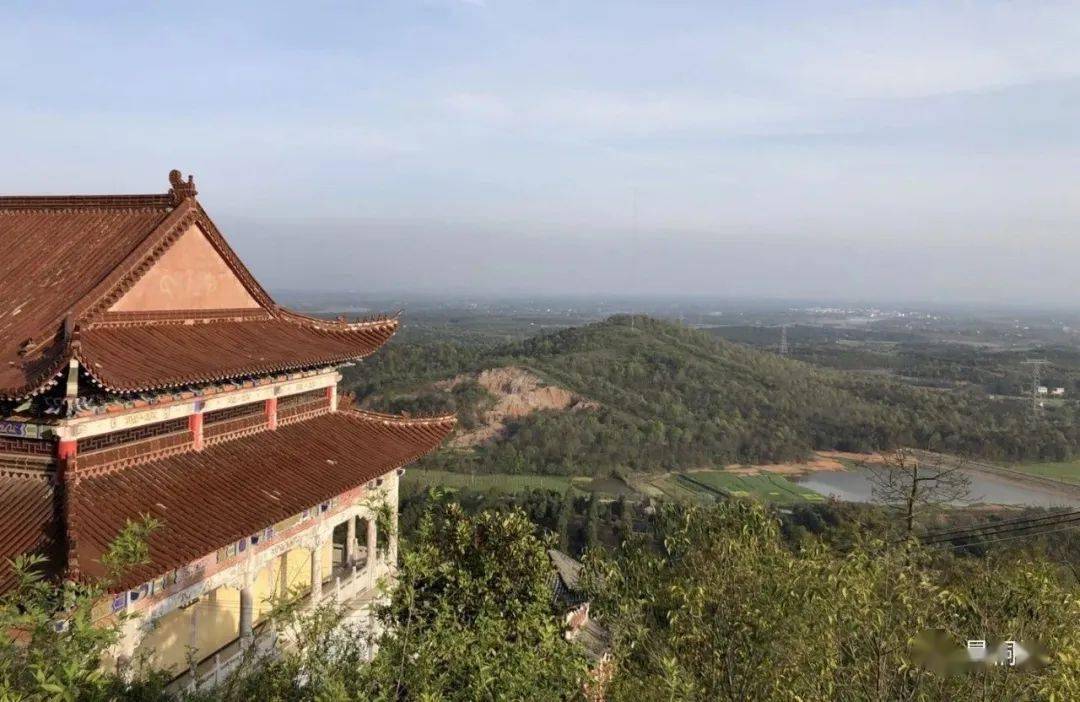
345,316 -> 1078,475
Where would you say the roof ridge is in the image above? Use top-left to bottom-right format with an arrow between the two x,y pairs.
274,308 -> 401,331
0,194 -> 174,210
88,308 -> 275,328
344,408 -> 458,426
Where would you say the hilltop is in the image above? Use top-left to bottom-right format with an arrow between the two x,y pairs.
346,315 -> 1078,475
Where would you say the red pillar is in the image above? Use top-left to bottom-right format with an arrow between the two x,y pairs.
189,412 -> 204,451
266,397 -> 278,430
56,438 -> 80,578
57,439 -> 77,461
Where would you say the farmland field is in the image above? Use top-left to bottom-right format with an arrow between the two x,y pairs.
1006,459 -> 1080,485
405,467 -> 826,505
651,471 -> 825,505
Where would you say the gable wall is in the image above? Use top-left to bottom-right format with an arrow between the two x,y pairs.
109,224 -> 260,312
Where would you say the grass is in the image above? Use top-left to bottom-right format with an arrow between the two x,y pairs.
1007,459 -> 1080,485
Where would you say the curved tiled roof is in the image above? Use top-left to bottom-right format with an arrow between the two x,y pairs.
0,199 -> 176,399
0,470 -> 59,592
76,316 -> 398,393
0,174 -> 396,399
68,409 -> 455,589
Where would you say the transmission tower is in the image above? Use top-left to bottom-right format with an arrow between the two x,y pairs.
778,325 -> 789,356
1021,359 -> 1049,414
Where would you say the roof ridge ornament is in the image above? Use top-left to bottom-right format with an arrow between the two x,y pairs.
167,169 -> 197,205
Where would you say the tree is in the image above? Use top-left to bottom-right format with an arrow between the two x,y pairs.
867,448 -> 972,535
614,496 -> 634,543
356,496 -> 588,700
557,488 -> 574,552
584,497 -> 600,551
0,516 -> 167,701
582,500 -> 1080,701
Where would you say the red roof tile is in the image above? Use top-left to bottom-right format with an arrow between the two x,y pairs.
77,317 -> 398,393
0,173 -> 397,399
0,200 -> 174,398
68,410 -> 454,588
0,471 -> 58,592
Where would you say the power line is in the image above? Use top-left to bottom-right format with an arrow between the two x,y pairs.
924,514 -> 1080,545
938,521 -> 1080,550
919,509 -> 1080,543
922,513 -> 1080,547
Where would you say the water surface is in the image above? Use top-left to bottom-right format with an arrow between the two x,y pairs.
796,467 -> 1080,508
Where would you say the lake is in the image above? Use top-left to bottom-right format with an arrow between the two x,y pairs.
795,466 -> 1080,508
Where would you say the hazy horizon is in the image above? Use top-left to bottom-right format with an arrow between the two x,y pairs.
5,2 -> 1080,305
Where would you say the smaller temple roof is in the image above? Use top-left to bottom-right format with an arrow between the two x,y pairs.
548,548 -> 583,592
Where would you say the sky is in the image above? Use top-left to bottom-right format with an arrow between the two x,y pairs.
4,1 -> 1080,304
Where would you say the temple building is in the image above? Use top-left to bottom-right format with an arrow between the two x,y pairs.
0,170 -> 455,686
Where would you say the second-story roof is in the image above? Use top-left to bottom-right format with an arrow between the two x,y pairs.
0,171 -> 396,400
0,407 -> 456,592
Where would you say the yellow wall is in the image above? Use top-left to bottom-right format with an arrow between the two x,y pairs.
135,586 -> 240,674
136,605 -> 191,673
252,547 -> 313,622
192,587 -> 241,662
132,536 -> 342,673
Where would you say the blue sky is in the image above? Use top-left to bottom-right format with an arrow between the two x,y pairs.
4,1 -> 1080,303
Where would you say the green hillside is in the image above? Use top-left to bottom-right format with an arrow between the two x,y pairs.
347,315 -> 1080,475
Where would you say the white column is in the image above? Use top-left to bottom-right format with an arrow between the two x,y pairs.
346,515 -> 357,565
239,586 -> 253,645
188,602 -> 200,686
366,516 -> 377,569
114,615 -> 141,679
389,475 -> 400,567
309,544 -> 323,605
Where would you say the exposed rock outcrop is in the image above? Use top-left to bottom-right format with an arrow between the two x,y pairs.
436,366 -> 597,447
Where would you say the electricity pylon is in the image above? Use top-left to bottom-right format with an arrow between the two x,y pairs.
1021,359 -> 1050,414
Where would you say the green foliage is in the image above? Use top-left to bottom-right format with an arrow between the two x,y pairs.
402,469 -> 582,496
100,516 -> 162,583
357,497 -> 588,700
376,380 -> 496,432
0,516 -> 166,701
583,500 -> 1080,701
584,498 -> 600,551
196,603 -> 368,702
557,488 -> 574,552
359,316 -> 1080,477
3,497 -> 1079,701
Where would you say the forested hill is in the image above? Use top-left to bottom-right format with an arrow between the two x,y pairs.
346,315 -> 1078,475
